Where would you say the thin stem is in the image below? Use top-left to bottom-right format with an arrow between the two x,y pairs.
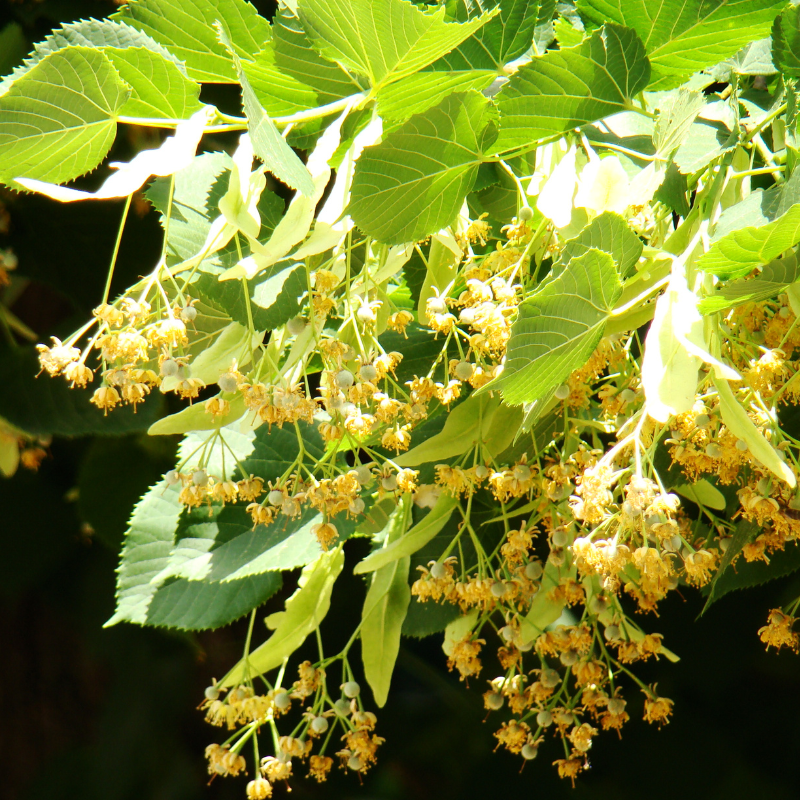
102,193 -> 133,306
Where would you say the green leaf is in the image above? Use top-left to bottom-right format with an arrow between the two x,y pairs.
706,540 -> 800,605
496,248 -> 623,405
438,0 -> 541,69
0,18 -> 184,96
217,25 -> 315,196
106,47 -> 202,119
188,263 -> 306,333
153,422 -> 361,583
114,0 -> 270,83
361,497 -> 413,706
697,204 -> 800,281
576,0 -> 785,90
772,5 -> 800,78
353,493 -> 458,575
402,596 -> 460,638
702,519 -> 758,611
554,15 -> 585,48
297,0 -> 496,92
378,323 -> 446,386
107,475 -> 282,630
491,23 -> 650,153
222,547 -> 345,686
158,504 -> 326,583
244,6 -> 358,118
349,90 -> 498,244
0,47 -> 128,187
556,211 -> 643,281
107,479 -> 185,625
377,70 -> 495,123
711,167 -> 800,240
698,254 -> 799,315
143,570 -> 282,629
0,347 -> 161,437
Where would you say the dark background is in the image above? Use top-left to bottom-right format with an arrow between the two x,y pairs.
2,2 -> 800,798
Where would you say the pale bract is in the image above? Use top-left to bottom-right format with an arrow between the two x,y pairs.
574,155 -> 631,217
15,106 -> 212,201
536,143 -> 578,228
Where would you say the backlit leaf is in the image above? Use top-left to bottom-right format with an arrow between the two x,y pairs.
349,91 -> 498,244
577,0 -> 784,90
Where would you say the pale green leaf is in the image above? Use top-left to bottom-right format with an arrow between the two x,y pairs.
496,249 -> 623,405
353,493 -> 458,575
554,16 -> 585,48
698,254 -> 799,315
395,393 -> 511,467
106,46 -> 202,119
0,47 -> 128,187
673,119 -> 737,175
576,0 -> 785,90
148,395 -> 246,436
674,480 -> 726,511
726,38 -> 776,76
244,6 -> 359,118
297,0 -> 496,91
698,204 -> 800,280
114,0 -> 270,83
653,88 -> 705,157
491,23 -> 650,153
442,609 -> 479,656
360,497 -> 413,707
349,90 -> 498,244
0,18 -> 184,97
716,377 -> 796,487
146,151 -> 284,268
222,547 -> 344,686
518,558 -> 571,646
772,5 -> 800,77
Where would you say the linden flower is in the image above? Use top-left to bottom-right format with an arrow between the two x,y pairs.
246,778 -> 272,799
643,685 -> 674,726
758,609 -> 800,652
308,755 -> 334,782
574,155 -> 631,217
